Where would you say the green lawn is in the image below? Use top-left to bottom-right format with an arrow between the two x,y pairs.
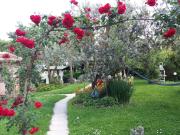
34,82 -> 88,97
68,80 -> 180,135
0,82 -> 86,135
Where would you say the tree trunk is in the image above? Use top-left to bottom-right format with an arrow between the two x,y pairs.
47,66 -> 51,83
23,51 -> 35,105
69,61 -> 74,83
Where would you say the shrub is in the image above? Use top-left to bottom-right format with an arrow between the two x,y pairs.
75,85 -> 92,95
72,93 -> 92,105
36,83 -> 64,92
72,93 -> 117,107
108,80 -> 133,104
96,97 -> 116,107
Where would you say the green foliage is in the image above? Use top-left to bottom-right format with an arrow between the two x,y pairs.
18,66 -> 41,93
72,93 -> 117,107
63,71 -> 84,83
0,40 -> 9,51
72,93 -> 92,105
7,105 -> 37,134
97,96 -> 117,107
1,65 -> 14,95
165,47 -> 180,80
36,83 -> 64,92
128,48 -> 176,79
108,80 -> 133,104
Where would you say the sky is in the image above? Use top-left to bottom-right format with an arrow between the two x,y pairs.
0,0 -> 143,41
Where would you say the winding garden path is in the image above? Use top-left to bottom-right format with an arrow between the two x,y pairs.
47,94 -> 75,135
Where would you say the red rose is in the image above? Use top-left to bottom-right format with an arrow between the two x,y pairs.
62,13 -> 74,29
0,108 -> 15,117
2,53 -> 10,59
23,130 -> 28,135
146,0 -> 157,6
7,109 -> 16,117
11,96 -> 24,108
48,16 -> 57,26
92,18 -> 98,23
84,7 -> 91,12
16,37 -> 35,49
59,37 -> 69,45
34,101 -> 43,109
85,13 -> 91,20
163,28 -> 176,38
29,127 -> 39,134
0,99 -> 8,106
8,45 -> 16,53
64,32 -> 68,37
98,3 -> 111,14
73,27 -> 85,40
117,2 -> 126,14
70,0 -> 78,5
15,29 -> 26,36
30,15 -> 41,25
2,108 -> 9,116
0,106 -> 3,116
108,11 -> 112,16
59,32 -> 69,45
178,0 -> 180,5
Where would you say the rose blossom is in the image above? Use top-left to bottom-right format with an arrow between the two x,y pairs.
98,3 -> 111,14
117,2 -> 126,14
30,15 -> 41,25
62,13 -> 74,29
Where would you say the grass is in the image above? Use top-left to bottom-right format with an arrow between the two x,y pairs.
68,79 -> 180,135
0,82 -> 87,135
34,82 -> 88,97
